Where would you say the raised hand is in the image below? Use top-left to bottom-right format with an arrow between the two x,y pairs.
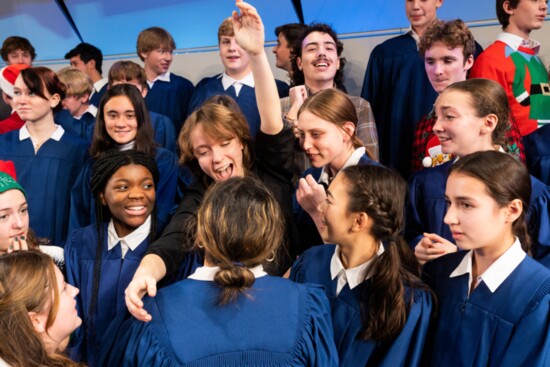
232,0 -> 264,56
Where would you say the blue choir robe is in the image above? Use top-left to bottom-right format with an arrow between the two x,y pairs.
405,160 -> 550,267
54,109 -> 90,141
290,244 -> 432,367
99,275 -> 338,367
84,111 -> 177,153
187,74 -> 289,137
68,147 -> 180,234
294,154 -> 378,255
0,129 -> 88,245
145,73 -> 194,133
89,83 -> 108,107
524,124 -> 550,185
423,251 -> 550,366
65,223 -> 151,365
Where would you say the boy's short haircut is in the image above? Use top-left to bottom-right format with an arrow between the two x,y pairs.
57,67 -> 93,97
108,60 -> 148,91
274,23 -> 307,46
64,43 -> 104,74
217,18 -> 234,43
419,19 -> 475,62
496,0 -> 520,29
1,36 -> 36,62
137,27 -> 176,61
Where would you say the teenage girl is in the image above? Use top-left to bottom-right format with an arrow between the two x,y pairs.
0,66 -> 88,246
65,149 -> 159,365
294,88 -> 378,252
102,175 -> 338,366
423,150 -> 550,366
124,0 -> 298,321
0,251 -> 81,367
69,83 -> 180,234
291,164 -> 432,366
407,78 -> 550,266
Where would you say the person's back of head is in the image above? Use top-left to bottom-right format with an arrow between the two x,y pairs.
196,176 -> 284,305
1,36 -> 35,66
64,43 -> 103,76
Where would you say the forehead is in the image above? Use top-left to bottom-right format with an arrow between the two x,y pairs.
406,0 -> 441,8
425,42 -> 465,59
446,172 -> 489,198
435,89 -> 472,109
9,49 -> 29,54
104,95 -> 134,110
302,31 -> 336,48
109,164 -> 152,181
297,109 -> 338,130
0,189 -> 26,207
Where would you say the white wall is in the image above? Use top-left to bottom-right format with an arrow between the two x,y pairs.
40,21 -> 550,97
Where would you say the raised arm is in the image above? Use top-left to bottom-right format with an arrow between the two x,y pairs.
232,0 -> 283,135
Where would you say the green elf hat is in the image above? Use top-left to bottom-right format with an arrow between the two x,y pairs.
0,160 -> 25,196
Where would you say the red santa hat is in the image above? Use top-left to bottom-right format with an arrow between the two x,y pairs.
0,64 -> 30,98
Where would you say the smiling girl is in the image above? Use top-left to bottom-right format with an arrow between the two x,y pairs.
0,251 -> 81,367
406,78 -> 550,266
69,84 -> 180,234
423,150 -> 550,366
65,149 -> 159,365
294,88 -> 378,252
291,165 -> 432,366
0,67 -> 88,246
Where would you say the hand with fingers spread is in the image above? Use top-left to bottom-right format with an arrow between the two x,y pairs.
232,0 -> 264,56
414,232 -> 457,265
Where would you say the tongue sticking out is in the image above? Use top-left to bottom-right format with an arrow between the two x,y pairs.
217,164 -> 233,180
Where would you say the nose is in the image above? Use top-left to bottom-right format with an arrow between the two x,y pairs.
128,186 -> 144,199
433,61 -> 444,76
69,283 -> 80,297
433,112 -> 444,134
443,203 -> 457,226
301,134 -> 312,152
12,213 -> 24,229
411,0 -> 421,9
541,0 -> 548,10
229,39 -> 238,51
211,146 -> 223,163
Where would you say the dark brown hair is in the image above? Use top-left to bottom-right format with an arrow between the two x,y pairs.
341,165 -> 429,341
90,84 -> 156,159
450,150 -> 532,252
496,0 -> 520,29
108,60 -> 148,91
137,27 -> 175,60
419,19 -> 475,62
195,177 -> 284,305
444,78 -> 510,148
1,36 -> 36,62
0,251 -> 80,367
19,67 -> 66,113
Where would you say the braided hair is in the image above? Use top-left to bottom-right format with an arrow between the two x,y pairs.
340,164 -> 430,342
87,149 -> 159,348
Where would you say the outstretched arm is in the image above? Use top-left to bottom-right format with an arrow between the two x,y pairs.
232,0 -> 283,135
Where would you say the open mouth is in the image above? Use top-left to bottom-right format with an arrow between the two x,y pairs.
125,206 -> 148,216
215,163 -> 234,180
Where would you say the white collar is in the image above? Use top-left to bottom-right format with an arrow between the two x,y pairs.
147,71 -> 171,88
407,27 -> 421,48
319,147 -> 365,186
450,237 -> 525,294
497,32 -> 540,53
19,124 -> 64,141
93,78 -> 108,94
221,71 -> 255,89
107,215 -> 151,258
330,243 -> 385,295
189,264 -> 267,281
85,104 -> 98,117
117,141 -> 135,151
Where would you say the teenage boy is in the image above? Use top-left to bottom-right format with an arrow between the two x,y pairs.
0,36 -> 35,120
282,23 -> 379,161
361,0 -> 445,178
273,23 -> 306,76
137,27 -> 194,133
470,0 -> 550,136
188,18 -> 288,136
57,68 -> 96,125
65,43 -> 108,108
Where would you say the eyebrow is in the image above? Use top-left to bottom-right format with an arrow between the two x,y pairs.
303,40 -> 337,48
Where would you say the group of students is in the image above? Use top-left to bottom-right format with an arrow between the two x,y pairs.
0,0 -> 550,366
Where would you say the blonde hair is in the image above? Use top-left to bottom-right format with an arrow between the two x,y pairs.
57,67 -> 93,98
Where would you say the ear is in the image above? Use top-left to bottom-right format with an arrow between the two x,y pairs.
341,121 -> 356,141
28,310 -> 47,334
480,113 -> 498,136
140,87 -> 148,98
436,0 -> 444,9
336,56 -> 341,71
140,52 -> 149,62
505,198 -> 522,223
351,212 -> 370,233
80,93 -> 90,104
99,192 -> 107,206
86,59 -> 96,71
296,56 -> 303,71
49,93 -> 61,109
503,1 -> 514,15
464,54 -> 474,72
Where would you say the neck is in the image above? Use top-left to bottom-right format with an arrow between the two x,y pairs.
304,79 -> 334,93
144,66 -> 161,82
472,234 -> 515,278
75,104 -> 89,118
505,25 -> 531,40
89,71 -> 102,84
457,141 -> 498,158
327,145 -> 355,178
25,114 -> 56,138
226,67 -> 252,81
338,235 -> 379,269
